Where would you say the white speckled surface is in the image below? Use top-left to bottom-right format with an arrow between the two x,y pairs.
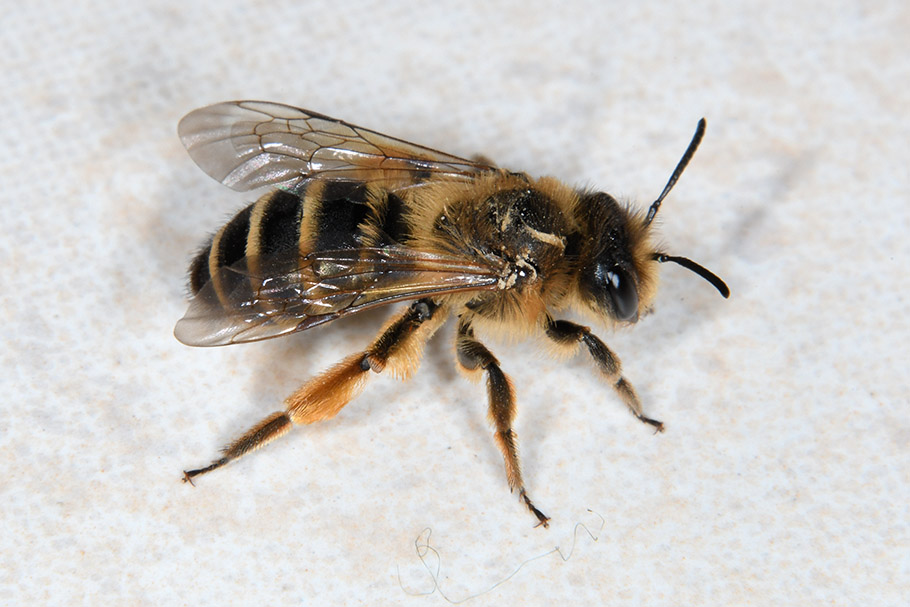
2,1 -> 908,605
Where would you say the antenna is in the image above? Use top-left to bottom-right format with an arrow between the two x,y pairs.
644,118 -> 706,226
653,253 -> 730,298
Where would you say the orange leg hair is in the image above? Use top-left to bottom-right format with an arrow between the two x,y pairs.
183,299 -> 448,483
455,317 -> 550,528
544,317 -> 664,432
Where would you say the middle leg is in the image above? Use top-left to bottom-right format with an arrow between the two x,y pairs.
456,317 -> 550,527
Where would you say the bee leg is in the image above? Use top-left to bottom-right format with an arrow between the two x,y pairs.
456,319 -> 550,528
545,318 -> 664,432
183,299 -> 447,483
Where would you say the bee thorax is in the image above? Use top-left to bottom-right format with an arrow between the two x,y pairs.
497,254 -> 539,290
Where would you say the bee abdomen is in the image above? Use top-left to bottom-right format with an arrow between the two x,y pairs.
374,192 -> 410,244
188,242 -> 212,295
252,189 -> 304,258
188,189 -> 303,296
309,181 -> 371,250
188,204 -> 253,297
189,181 -> 396,299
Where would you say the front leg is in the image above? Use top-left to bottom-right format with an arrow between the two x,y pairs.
456,318 -> 550,528
545,318 -> 664,432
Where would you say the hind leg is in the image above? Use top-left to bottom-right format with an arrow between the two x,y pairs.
183,299 -> 447,482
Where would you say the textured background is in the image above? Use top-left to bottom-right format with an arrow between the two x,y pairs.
2,1 -> 908,605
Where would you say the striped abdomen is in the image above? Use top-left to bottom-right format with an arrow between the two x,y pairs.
188,181 -> 410,296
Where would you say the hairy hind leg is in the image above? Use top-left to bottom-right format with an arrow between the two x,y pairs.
183,299 -> 447,483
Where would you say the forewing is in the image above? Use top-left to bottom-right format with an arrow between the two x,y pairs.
178,100 -> 494,192
175,247 -> 501,346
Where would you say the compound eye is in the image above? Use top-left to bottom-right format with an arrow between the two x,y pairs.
606,266 -> 638,321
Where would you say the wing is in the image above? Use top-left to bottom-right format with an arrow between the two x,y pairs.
174,246 -> 502,346
178,100 -> 495,192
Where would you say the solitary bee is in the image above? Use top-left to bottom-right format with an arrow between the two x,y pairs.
176,101 -> 729,527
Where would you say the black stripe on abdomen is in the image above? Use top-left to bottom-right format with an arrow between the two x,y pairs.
377,192 -> 410,244
214,205 -> 253,268
312,181 -> 371,250
188,238 -> 213,294
254,190 -> 303,257
188,205 -> 252,296
207,205 -> 253,303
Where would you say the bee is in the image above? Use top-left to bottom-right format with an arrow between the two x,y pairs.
176,101 -> 729,527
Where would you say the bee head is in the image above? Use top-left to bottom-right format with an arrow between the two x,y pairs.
575,192 -> 658,323
575,118 -> 728,324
